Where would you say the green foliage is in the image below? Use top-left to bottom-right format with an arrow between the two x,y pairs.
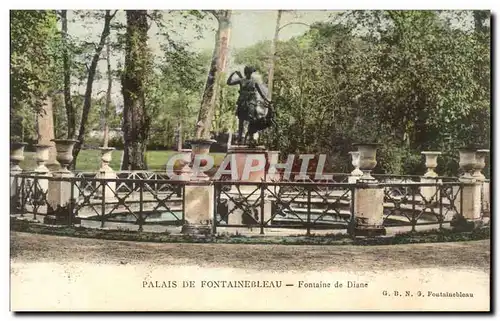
145,48 -> 209,148
236,10 -> 490,175
10,10 -> 59,141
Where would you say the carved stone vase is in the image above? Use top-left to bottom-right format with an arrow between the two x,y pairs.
352,143 -> 381,181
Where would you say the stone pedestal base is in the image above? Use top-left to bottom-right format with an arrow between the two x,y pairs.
44,200 -> 81,225
450,216 -> 484,232
182,184 -> 214,235
10,169 -> 23,213
180,224 -> 212,236
352,182 -> 386,237
457,179 -> 482,220
226,145 -> 267,182
481,181 -> 490,217
46,171 -> 79,225
96,170 -> 116,199
352,225 -> 387,237
420,177 -> 441,204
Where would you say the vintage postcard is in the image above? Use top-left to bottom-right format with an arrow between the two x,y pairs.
9,7 -> 491,312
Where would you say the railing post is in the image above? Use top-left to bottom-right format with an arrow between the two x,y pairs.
20,177 -> 26,215
260,183 -> 265,235
411,186 -> 416,232
101,179 -> 106,228
438,184 -> 443,230
138,180 -> 143,232
33,177 -> 38,221
306,186 -> 311,236
348,185 -> 356,237
212,183 -> 218,235
69,179 -> 74,226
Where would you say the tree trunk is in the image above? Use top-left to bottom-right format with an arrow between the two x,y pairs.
177,122 -> 183,151
37,95 -> 58,167
103,38 -> 112,148
195,10 -> 232,139
71,10 -> 116,168
61,10 -> 76,140
473,11 -> 489,34
121,10 -> 150,170
267,10 -> 282,100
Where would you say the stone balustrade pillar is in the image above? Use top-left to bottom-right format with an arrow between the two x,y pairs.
352,180 -> 386,237
96,147 -> 116,199
181,139 -> 216,235
474,149 -> 490,217
10,142 -> 27,213
420,151 -> 442,204
350,143 -> 385,236
451,148 -> 483,231
33,144 -> 52,197
45,139 -> 80,225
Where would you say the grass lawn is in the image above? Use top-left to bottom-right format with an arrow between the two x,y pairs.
21,149 -> 226,172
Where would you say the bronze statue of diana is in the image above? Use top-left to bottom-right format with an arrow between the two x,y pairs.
227,66 -> 276,146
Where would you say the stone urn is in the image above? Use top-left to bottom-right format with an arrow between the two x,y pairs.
458,148 -> 477,179
10,142 -> 27,172
186,138 -> 216,181
99,147 -> 115,171
473,149 -> 489,181
352,143 -> 381,181
34,144 -> 52,173
52,139 -> 78,172
421,151 -> 442,178
348,151 -> 363,176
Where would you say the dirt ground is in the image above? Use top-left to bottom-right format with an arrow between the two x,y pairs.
10,232 -> 490,272
10,232 -> 491,311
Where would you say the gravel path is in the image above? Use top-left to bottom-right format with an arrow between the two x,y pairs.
11,232 -> 490,272
10,232 -> 491,311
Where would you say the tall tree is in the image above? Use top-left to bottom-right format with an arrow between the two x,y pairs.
71,10 -> 117,168
60,10 -> 76,139
267,10 -> 283,100
103,38 -> 113,148
195,10 -> 232,139
121,10 -> 151,170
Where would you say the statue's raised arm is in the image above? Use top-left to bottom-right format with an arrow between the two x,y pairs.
227,71 -> 243,86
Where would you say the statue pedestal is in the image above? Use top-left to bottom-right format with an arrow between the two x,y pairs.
222,145 -> 271,232
226,145 -> 267,189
